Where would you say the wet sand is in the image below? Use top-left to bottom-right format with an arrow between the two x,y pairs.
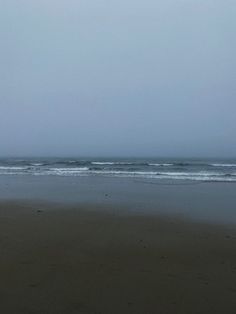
1,201 -> 236,314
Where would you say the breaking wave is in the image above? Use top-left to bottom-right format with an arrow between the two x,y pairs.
0,159 -> 236,182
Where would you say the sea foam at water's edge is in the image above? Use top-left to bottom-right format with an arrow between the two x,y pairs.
0,158 -> 236,182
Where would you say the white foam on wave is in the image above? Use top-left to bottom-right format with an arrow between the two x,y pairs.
92,161 -> 134,165
35,169 -> 236,181
0,165 -> 236,182
92,170 -> 158,175
32,167 -> 90,176
158,171 -> 223,177
51,167 -> 89,172
92,162 -> 115,165
211,163 -> 236,167
0,166 -> 27,170
156,175 -> 236,182
51,169 -> 158,177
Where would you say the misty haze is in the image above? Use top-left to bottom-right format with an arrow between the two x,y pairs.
1,0 -> 235,157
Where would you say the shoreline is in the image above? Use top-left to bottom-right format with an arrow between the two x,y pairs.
1,175 -> 236,224
1,200 -> 236,313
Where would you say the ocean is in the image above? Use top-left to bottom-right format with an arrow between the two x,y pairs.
0,157 -> 236,182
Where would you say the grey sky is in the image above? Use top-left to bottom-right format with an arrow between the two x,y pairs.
1,0 -> 235,157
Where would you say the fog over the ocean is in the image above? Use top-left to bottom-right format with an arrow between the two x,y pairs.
1,0 -> 235,157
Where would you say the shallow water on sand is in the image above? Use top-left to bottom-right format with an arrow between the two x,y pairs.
0,175 -> 235,225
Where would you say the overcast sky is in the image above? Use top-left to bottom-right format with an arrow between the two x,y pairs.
0,0 -> 235,157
